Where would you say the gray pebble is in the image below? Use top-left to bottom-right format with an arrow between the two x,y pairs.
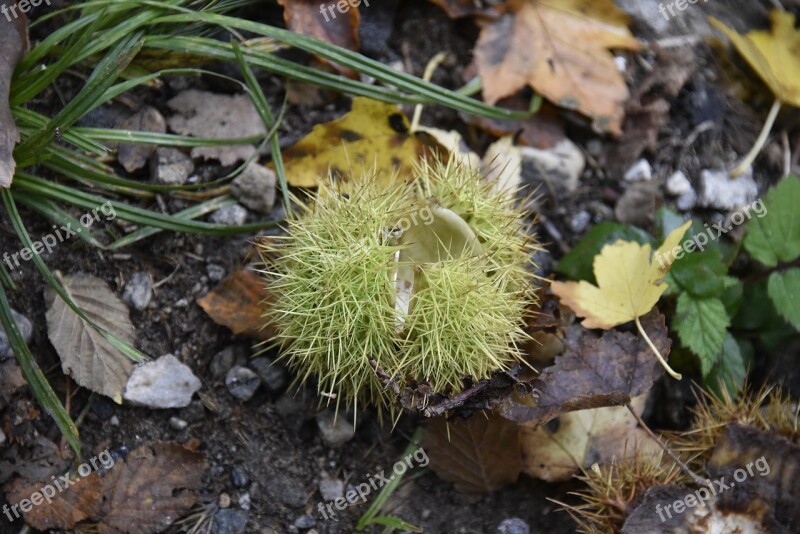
316,411 -> 355,447
169,417 -> 188,430
123,272 -> 152,311
207,264 -> 226,283
623,158 -> 652,182
211,204 -> 248,226
213,509 -> 248,534
294,514 -> 316,530
319,478 -> 344,501
225,366 -> 261,401
151,147 -> 194,185
0,309 -> 33,359
497,517 -> 530,534
210,347 -> 237,379
249,357 -> 288,392
231,162 -> 277,213
568,210 -> 591,234
231,466 -> 250,488
238,492 -> 251,511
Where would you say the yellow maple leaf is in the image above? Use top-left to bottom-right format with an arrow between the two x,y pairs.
473,0 -> 640,135
551,221 -> 691,379
710,10 -> 800,174
275,97 -> 430,188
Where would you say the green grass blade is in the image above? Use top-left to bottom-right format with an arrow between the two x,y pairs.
14,193 -> 107,249
0,276 -> 81,457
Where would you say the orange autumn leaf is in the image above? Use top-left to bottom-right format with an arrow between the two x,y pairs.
473,0 -> 640,135
197,268 -> 274,341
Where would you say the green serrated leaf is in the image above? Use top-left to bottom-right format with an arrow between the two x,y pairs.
668,249 -> 728,298
720,277 -> 744,318
653,207 -> 685,240
673,293 -> 730,375
743,175 -> 800,267
767,268 -> 800,330
705,333 -> 747,398
556,222 -> 652,283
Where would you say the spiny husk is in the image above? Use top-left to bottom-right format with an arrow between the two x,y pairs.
258,158 -> 539,416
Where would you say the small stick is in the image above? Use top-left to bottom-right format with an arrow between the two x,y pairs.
635,315 -> 681,380
423,380 -> 489,417
626,402 -> 711,489
731,98 -> 781,177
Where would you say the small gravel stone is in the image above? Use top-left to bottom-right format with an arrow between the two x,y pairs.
568,210 -> 591,234
238,492 -> 251,511
294,514 -> 316,530
213,509 -> 248,534
123,272 -> 152,311
124,354 -> 201,408
110,415 -> 120,426
0,428 -> 6,446
220,493 -> 231,508
0,309 -> 33,359
319,478 -> 344,501
249,357 -> 288,392
231,466 -> 250,488
169,417 -> 188,430
623,158 -> 652,181
210,347 -> 237,379
225,366 -> 261,401
91,399 -> 114,421
231,161 -> 277,213
316,411 -> 355,447
211,204 -> 248,226
151,147 -> 194,185
497,517 -> 530,534
666,171 -> 692,196
699,167 -> 758,209
265,475 -> 307,508
207,264 -> 226,283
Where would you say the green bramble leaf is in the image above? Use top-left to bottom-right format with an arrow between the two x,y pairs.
767,268 -> 800,330
704,333 -> 747,398
556,222 -> 652,283
743,175 -> 800,267
667,250 -> 728,298
673,292 -> 730,375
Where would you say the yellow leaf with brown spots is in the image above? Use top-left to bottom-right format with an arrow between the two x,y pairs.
276,98 -> 431,188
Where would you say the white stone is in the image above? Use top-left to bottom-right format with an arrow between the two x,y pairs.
666,171 -> 692,195
124,354 -> 201,408
699,167 -> 758,209
624,159 -> 653,182
520,139 -> 585,194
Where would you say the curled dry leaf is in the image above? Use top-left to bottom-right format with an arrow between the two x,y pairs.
494,310 -> 670,425
0,13 -> 29,188
5,473 -> 103,531
423,413 -> 522,494
520,395 -> 660,482
197,267 -> 275,341
278,0 -> 360,75
473,0 -> 640,135
45,274 -> 136,403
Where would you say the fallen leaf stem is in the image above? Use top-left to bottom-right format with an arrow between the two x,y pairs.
634,315 -> 682,380
625,402 -> 710,490
731,98 -> 781,177
410,53 -> 448,133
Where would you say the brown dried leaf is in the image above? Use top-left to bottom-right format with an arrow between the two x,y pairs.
494,310 -> 669,425
97,443 -> 205,533
473,0 -> 640,135
426,0 -> 503,20
0,13 -> 28,188
423,413 -> 521,494
278,0 -> 360,74
197,267 -> 274,341
5,473 -> 103,531
520,396 -> 660,481
45,274 -> 135,403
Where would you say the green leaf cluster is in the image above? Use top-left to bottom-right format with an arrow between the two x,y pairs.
556,176 -> 800,397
